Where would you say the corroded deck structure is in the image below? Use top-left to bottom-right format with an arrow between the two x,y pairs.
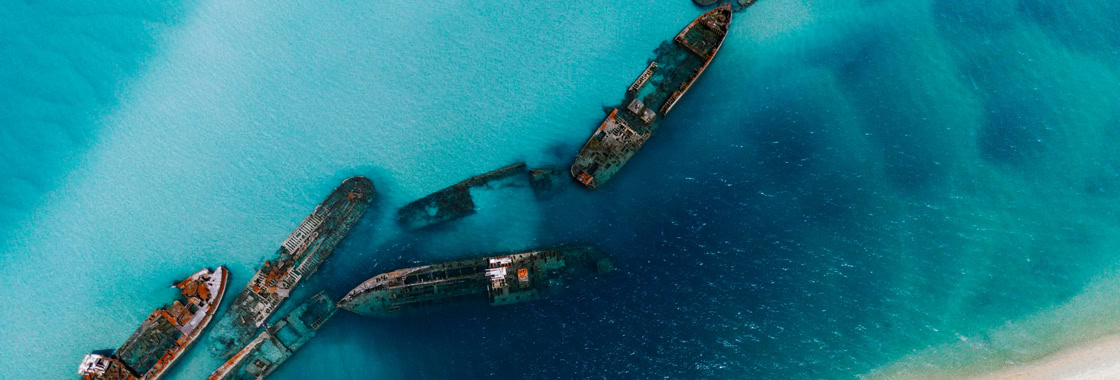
693,0 -> 757,11
338,246 -> 613,318
570,5 -> 733,188
207,292 -> 338,380
397,163 -> 528,230
79,267 -> 229,380
210,177 -> 375,359
397,163 -> 572,230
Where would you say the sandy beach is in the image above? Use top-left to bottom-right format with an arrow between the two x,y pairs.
970,333 -> 1120,380
869,331 -> 1120,380
867,270 -> 1120,380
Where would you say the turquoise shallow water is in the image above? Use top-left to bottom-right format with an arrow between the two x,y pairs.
2,0 -> 1120,378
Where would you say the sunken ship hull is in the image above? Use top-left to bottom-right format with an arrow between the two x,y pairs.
397,163 -> 527,230
397,162 -> 572,230
207,291 -> 338,380
338,246 -> 613,318
210,177 -> 375,359
570,5 -> 732,189
78,267 -> 229,380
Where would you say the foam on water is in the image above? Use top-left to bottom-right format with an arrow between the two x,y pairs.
3,0 -> 1120,378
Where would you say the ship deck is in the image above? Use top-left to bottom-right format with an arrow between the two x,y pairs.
570,6 -> 730,188
84,268 -> 226,380
208,292 -> 337,380
113,314 -> 181,377
211,177 -> 374,359
621,43 -> 708,133
397,162 -> 529,230
340,247 -> 612,317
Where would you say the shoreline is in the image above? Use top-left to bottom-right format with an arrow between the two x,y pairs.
867,269 -> 1120,380
968,333 -> 1120,379
868,330 -> 1120,380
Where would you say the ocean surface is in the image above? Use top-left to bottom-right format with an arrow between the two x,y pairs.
2,0 -> 1119,378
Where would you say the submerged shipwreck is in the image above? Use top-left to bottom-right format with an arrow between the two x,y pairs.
73,5 -> 742,377
571,5 -> 734,188
207,292 -> 338,380
338,246 -> 614,318
397,163 -> 567,230
528,167 -> 568,197
398,163 -> 526,230
78,268 -> 229,380
76,174 -> 616,378
693,0 -> 757,11
210,177 -> 375,359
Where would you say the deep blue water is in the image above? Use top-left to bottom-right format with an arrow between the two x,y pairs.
3,0 -> 1120,379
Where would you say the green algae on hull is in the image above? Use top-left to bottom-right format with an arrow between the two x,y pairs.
210,177 -> 375,360
79,268 -> 229,380
207,292 -> 338,380
570,6 -> 732,189
396,163 -> 529,230
338,246 -> 613,318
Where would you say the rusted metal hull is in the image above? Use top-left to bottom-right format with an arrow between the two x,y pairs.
207,292 -> 337,380
397,163 -> 528,230
338,246 -> 613,318
79,267 -> 229,380
210,177 -> 375,359
570,5 -> 732,189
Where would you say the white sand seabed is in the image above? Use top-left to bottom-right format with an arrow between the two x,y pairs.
868,268 -> 1120,380
969,333 -> 1120,380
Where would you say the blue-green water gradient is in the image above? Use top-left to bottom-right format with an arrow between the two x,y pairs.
2,0 -> 1119,378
